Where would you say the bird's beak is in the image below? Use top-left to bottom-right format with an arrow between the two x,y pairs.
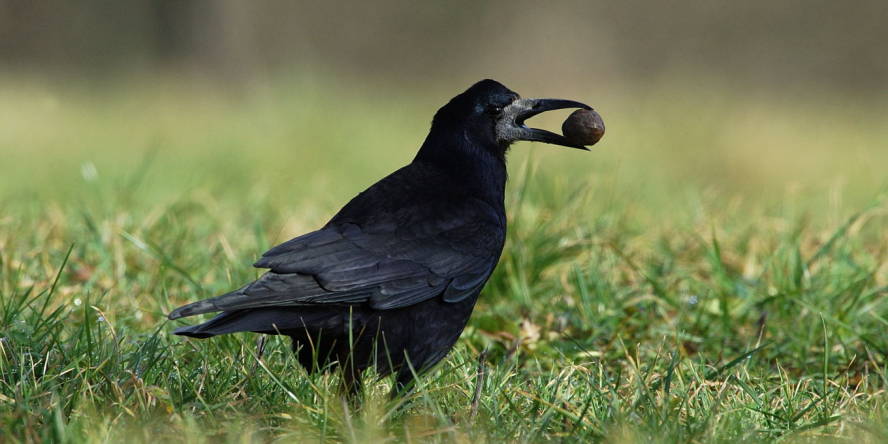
497,98 -> 593,150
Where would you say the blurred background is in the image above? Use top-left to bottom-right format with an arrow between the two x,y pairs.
3,4 -> 887,438
1,0 -> 886,224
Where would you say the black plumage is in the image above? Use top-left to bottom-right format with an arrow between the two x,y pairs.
169,79 -> 593,395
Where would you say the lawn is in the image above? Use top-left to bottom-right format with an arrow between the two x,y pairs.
1,74 -> 887,443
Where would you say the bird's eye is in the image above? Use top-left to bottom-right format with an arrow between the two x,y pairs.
484,105 -> 503,117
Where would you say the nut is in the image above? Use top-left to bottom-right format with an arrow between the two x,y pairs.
562,109 -> 605,146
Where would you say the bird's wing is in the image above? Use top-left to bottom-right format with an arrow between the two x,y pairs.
168,198 -> 504,319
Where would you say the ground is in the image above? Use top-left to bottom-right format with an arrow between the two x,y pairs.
1,75 -> 887,443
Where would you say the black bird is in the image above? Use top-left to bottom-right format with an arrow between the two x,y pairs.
169,79 -> 592,396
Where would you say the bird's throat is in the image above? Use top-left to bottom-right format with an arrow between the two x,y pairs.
414,130 -> 508,207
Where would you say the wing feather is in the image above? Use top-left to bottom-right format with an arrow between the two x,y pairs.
170,197 -> 504,319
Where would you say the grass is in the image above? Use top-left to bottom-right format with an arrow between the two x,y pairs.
1,74 -> 887,443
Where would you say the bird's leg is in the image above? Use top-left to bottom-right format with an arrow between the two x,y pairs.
341,365 -> 363,396
390,366 -> 417,400
248,335 -> 269,379
339,365 -> 363,411
338,307 -> 365,406
468,349 -> 488,424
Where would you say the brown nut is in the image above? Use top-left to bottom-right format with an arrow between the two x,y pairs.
562,109 -> 605,146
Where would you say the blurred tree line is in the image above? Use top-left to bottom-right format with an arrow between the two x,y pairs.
1,0 -> 886,93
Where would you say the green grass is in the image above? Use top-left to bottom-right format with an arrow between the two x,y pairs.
1,74 -> 887,443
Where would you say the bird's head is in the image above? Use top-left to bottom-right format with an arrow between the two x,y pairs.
427,79 -> 593,155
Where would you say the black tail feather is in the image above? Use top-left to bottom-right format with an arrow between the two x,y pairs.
172,307 -> 333,338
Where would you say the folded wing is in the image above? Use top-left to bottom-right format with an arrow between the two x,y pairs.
168,199 -> 504,320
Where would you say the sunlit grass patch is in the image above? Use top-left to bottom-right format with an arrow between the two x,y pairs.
1,76 -> 887,442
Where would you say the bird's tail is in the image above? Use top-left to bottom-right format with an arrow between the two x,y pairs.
172,307 -> 328,338
173,310 -> 259,338
168,284 -> 251,320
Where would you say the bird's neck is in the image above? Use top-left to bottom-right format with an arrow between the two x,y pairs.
414,130 -> 508,207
